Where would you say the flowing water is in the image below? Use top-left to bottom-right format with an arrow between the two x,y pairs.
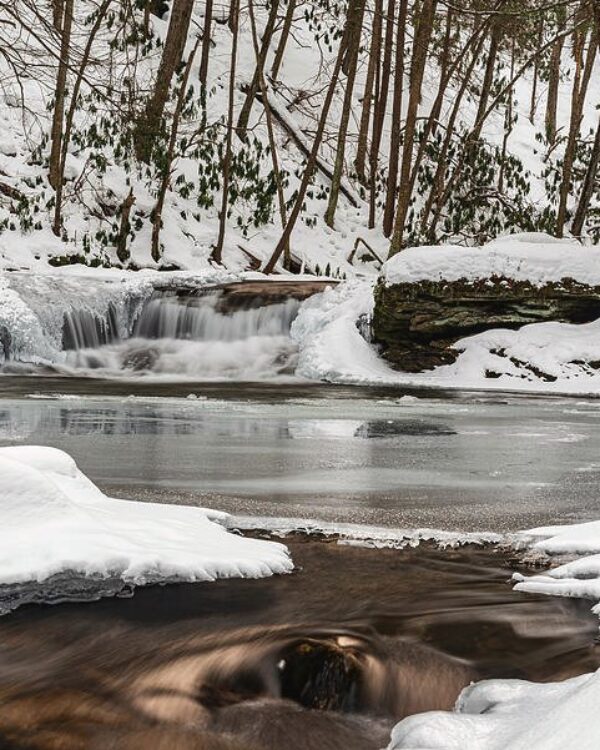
2,275 -> 600,748
1,538 -> 599,750
0,275 -> 303,379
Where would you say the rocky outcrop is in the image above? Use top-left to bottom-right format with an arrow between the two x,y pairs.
372,277 -> 600,372
156,279 -> 337,313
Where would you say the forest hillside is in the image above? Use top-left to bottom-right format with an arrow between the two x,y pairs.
0,0 -> 598,274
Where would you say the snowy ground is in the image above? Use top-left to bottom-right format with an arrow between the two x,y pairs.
0,445 -> 292,614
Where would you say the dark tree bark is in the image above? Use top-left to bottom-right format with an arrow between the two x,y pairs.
237,0 -> 280,141
211,0 -> 239,265
355,0 -> 381,185
271,0 -> 296,80
556,25 -> 598,236
471,20 -> 501,148
368,0 -> 394,228
151,37 -> 201,262
53,0 -> 113,236
48,0 -> 73,195
248,0 -> 290,265
264,21 -> 349,274
117,189 -> 136,264
52,0 -> 64,32
199,0 -> 214,90
529,18 -> 543,124
389,0 -> 438,256
324,0 -> 365,228
545,8 -> 566,145
571,116 -> 600,237
382,0 -> 408,237
134,0 -> 194,163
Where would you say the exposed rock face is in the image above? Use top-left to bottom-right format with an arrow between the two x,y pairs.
155,280 -> 337,313
372,277 -> 600,373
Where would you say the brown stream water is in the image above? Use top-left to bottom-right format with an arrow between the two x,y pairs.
0,536 -> 599,750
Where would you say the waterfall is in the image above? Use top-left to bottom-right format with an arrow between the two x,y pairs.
133,292 -> 301,342
62,304 -> 120,351
0,274 -> 306,379
0,274 -> 152,366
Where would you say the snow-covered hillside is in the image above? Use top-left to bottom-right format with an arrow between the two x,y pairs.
0,0 -> 598,273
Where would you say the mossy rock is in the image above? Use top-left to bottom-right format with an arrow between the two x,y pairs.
372,276 -> 600,372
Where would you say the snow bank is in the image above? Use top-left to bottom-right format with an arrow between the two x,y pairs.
0,446 -> 292,613
512,520 -> 600,615
382,233 -> 600,286
292,272 -> 600,395
387,669 -> 600,750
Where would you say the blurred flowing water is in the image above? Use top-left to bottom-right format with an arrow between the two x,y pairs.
0,538 -> 599,750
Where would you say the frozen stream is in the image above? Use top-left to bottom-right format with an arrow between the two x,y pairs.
2,380 -> 600,749
1,380 -> 600,532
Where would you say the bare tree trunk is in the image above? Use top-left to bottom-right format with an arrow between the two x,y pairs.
53,0 -> 113,236
429,17 -> 587,241
529,18 -> 543,124
248,0 -> 290,265
355,0 -> 380,184
152,37 -> 201,262
237,0 -> 280,141
271,0 -> 296,79
135,0 -> 194,163
420,29 -> 488,237
556,26 -> 597,236
471,21 -> 501,147
52,0 -> 64,32
571,116 -> 600,237
199,0 -> 214,89
382,0 -> 408,237
324,0 -> 365,228
389,0 -> 437,256
368,0 -> 394,228
48,0 -> 73,196
498,37 -> 516,193
397,4 -> 471,239
212,0 -> 239,265
264,25 -> 348,274
545,8 -> 566,145
117,189 -> 136,264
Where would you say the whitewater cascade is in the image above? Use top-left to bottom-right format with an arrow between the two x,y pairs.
0,276 -> 303,379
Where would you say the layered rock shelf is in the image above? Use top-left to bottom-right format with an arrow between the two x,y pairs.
372,277 -> 600,373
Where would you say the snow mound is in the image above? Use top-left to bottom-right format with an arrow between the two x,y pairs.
292,277 -> 600,394
387,669 -> 600,750
0,446 -> 292,613
382,233 -> 600,286
513,520 -> 600,614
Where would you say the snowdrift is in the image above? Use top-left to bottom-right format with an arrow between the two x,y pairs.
513,520 -> 600,615
383,232 -> 600,286
387,669 -> 600,750
0,446 -> 292,614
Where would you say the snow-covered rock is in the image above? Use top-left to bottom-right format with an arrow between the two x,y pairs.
292,258 -> 600,394
0,446 -> 292,613
387,669 -> 600,750
382,233 -> 599,286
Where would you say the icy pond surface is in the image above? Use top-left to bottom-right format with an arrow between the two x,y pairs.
1,379 -> 600,532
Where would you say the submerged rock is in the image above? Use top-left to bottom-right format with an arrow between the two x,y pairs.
372,277 -> 600,373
